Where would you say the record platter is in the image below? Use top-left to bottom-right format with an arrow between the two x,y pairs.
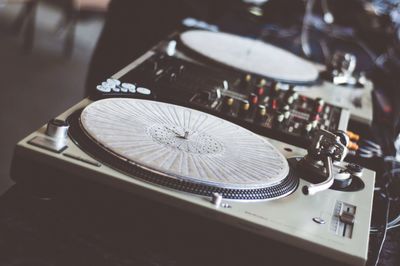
75,98 -> 297,200
12,97 -> 375,265
179,30 -> 320,85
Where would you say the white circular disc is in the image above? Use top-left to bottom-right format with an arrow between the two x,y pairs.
81,98 -> 289,189
180,30 -> 319,84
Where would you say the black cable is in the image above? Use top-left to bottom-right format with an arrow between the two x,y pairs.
374,197 -> 390,266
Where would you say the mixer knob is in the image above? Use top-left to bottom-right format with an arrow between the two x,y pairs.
305,123 -> 313,133
46,119 -> 69,140
282,105 -> 290,111
276,112 -> 285,123
238,100 -> 250,119
315,98 -> 325,113
259,78 -> 267,87
287,95 -> 294,104
249,93 -> 259,106
222,80 -> 229,90
222,96 -> 235,114
255,105 -> 267,124
284,111 -> 291,119
311,119 -> 319,128
245,74 -> 252,83
271,99 -> 278,110
292,92 -> 299,100
256,87 -> 265,96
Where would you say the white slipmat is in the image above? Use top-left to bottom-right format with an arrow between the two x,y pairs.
81,99 -> 289,189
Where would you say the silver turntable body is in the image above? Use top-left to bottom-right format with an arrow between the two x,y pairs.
12,97 -> 375,265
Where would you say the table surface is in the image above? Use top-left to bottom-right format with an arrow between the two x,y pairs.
0,179 -> 399,266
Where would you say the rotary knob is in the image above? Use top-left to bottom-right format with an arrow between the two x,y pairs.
255,105 -> 267,124
46,119 -> 69,140
238,100 -> 250,119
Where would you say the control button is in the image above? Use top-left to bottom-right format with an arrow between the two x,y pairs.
259,78 -> 267,86
282,105 -> 290,111
222,80 -> 229,90
339,211 -> 355,225
255,105 -> 267,123
96,85 -> 111,93
222,97 -> 234,114
313,217 -> 326,224
271,99 -> 278,110
305,123 -> 313,133
256,87 -> 265,96
122,83 -> 136,93
325,106 -> 331,113
102,81 -> 115,89
284,111 -> 291,119
287,95 -> 294,104
238,100 -> 250,118
137,87 -> 151,95
315,98 -> 325,113
112,86 -> 120,92
211,192 -> 222,207
276,112 -> 285,123
46,119 -> 69,140
225,97 -> 234,107
28,136 -> 68,153
107,78 -> 121,86
249,93 -> 258,105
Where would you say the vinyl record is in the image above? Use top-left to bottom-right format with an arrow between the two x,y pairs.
180,30 -> 319,84
80,98 -> 290,190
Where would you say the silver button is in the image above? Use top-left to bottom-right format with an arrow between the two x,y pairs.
137,87 -> 151,95
313,217 -> 326,224
107,78 -> 121,86
102,81 -> 115,89
122,83 -> 136,93
96,85 -> 111,93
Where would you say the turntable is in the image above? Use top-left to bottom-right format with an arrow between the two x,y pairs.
12,97 -> 375,265
177,30 -> 373,125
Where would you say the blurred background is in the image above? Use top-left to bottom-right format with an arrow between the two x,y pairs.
0,0 -> 106,194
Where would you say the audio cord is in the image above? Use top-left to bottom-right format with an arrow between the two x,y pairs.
369,157 -> 400,265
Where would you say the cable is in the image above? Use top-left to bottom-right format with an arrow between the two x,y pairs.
300,0 -> 315,58
373,198 -> 390,266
